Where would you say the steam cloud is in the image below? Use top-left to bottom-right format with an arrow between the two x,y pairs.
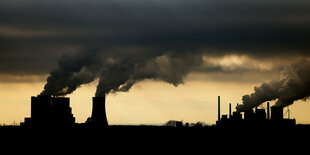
40,47 -> 204,97
236,59 -> 310,112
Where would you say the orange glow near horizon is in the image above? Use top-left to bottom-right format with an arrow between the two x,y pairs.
0,76 -> 309,125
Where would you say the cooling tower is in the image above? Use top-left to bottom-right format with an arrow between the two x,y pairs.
91,96 -> 109,127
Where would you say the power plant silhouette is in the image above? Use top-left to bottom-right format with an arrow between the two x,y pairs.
21,95 -> 109,128
21,96 -> 75,127
19,95 -> 297,129
216,96 -> 296,128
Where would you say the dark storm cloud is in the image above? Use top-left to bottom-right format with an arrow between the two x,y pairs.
1,0 -> 310,95
1,0 -> 310,65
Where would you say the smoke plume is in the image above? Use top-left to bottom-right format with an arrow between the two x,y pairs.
40,48 -> 100,96
95,52 -> 203,97
236,59 -> 310,112
40,47 -> 204,97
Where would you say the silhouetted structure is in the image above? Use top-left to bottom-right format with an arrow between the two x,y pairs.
19,94 -> 297,129
85,96 -> 109,127
271,106 -> 283,120
244,109 -> 254,120
267,102 -> 270,120
217,101 -> 296,128
218,96 -> 220,122
231,111 -> 242,120
21,96 -> 75,127
229,103 -> 231,118
255,108 -> 266,120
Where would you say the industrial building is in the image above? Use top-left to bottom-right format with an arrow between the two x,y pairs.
20,94 -> 296,129
21,96 -> 75,127
21,94 -> 109,128
216,96 -> 296,128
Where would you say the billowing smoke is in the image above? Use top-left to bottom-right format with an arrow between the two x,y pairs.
40,47 -> 204,97
95,52 -> 203,97
236,59 -> 310,112
40,47 -> 101,96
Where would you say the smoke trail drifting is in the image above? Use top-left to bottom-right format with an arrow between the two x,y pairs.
40,46 -> 204,97
95,53 -> 203,97
236,59 -> 310,112
40,48 -> 101,96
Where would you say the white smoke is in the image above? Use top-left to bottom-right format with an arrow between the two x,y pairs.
237,59 -> 310,112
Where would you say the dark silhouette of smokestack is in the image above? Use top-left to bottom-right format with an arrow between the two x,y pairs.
218,96 -> 220,122
91,95 -> 109,127
267,102 -> 270,120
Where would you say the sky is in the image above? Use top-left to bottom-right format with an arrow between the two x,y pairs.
1,0 -> 310,125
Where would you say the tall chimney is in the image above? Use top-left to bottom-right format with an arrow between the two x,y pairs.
218,96 -> 220,122
229,103 -> 231,118
91,95 -> 109,127
267,102 -> 270,120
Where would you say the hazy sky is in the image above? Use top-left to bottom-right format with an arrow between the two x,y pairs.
1,0 -> 310,125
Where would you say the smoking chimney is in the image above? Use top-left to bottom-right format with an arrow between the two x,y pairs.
91,95 -> 109,127
218,96 -> 220,122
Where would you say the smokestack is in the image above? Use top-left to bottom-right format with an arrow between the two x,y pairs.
91,95 -> 109,127
229,103 -> 231,118
267,102 -> 270,120
218,96 -> 220,122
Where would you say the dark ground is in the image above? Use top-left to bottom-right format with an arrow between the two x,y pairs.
0,125 -> 309,152
1,124 -> 310,138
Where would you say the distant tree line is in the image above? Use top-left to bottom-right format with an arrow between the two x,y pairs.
163,120 -> 206,127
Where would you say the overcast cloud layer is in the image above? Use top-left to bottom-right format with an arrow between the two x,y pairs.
1,0 -> 310,76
